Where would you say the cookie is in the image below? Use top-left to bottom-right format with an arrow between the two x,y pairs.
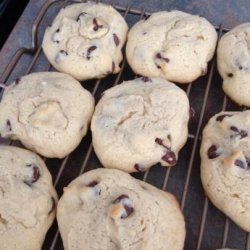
91,77 -> 190,173
57,168 -> 185,250
217,23 -> 250,106
126,10 -> 217,84
0,145 -> 57,250
42,2 -> 128,81
200,111 -> 250,232
0,72 -> 94,158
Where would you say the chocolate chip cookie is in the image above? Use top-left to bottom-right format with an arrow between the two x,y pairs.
0,72 -> 94,158
200,111 -> 250,232
91,77 -> 190,172
126,10 -> 217,83
0,146 -> 57,250
42,2 -> 128,81
57,168 -> 185,250
217,23 -> 250,106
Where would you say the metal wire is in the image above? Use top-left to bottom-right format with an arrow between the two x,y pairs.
246,233 -> 250,250
195,24 -> 226,250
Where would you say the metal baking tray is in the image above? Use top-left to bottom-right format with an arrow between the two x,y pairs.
0,0 -> 249,249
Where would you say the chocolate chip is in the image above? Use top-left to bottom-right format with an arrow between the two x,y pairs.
106,61 -> 115,75
227,73 -> 234,78
235,158 -> 250,170
6,120 -> 12,132
113,195 -> 134,219
77,12 -> 87,22
230,126 -> 247,139
60,50 -> 67,56
167,134 -> 172,142
48,197 -> 56,214
113,33 -> 120,47
114,194 -> 128,203
141,76 -> 151,82
155,137 -> 170,149
156,53 -> 169,63
24,165 -> 40,186
246,158 -> 250,169
235,159 -> 245,169
15,78 -> 20,85
121,205 -> 133,219
162,150 -> 177,165
31,166 -> 40,183
230,126 -> 239,132
87,181 -> 98,187
207,145 -> 219,159
87,181 -> 101,195
240,130 -> 248,138
93,18 -> 103,31
216,114 -> 232,122
240,130 -> 248,139
87,46 -> 97,60
134,164 -> 146,172
189,107 -> 195,118
163,57 -> 170,63
155,137 -> 164,146
55,50 -> 68,63
52,28 -> 61,43
156,53 -> 162,59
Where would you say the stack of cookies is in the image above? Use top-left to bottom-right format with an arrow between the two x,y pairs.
0,1 -> 249,249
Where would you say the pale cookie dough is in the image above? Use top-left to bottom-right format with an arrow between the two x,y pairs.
200,111 -> 250,232
91,77 -> 190,173
0,72 -> 94,158
126,10 -> 217,84
57,168 -> 185,250
42,2 -> 128,81
217,23 -> 250,106
0,146 -> 58,250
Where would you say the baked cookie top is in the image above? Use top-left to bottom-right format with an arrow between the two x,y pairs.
126,10 -> 217,83
42,2 -> 128,81
0,72 -> 94,158
200,111 -> 250,232
91,77 -> 190,172
57,168 -> 185,250
0,146 -> 57,250
217,23 -> 250,106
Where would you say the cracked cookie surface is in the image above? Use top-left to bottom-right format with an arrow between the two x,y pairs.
57,168 -> 185,250
0,146 -> 58,250
200,111 -> 250,232
126,10 -> 217,84
91,77 -> 190,173
0,72 -> 94,158
42,2 -> 128,81
217,23 -> 250,106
